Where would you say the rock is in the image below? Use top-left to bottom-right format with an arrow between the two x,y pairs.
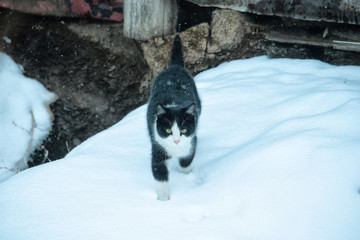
207,9 -> 252,54
180,23 -> 209,65
141,22 -> 209,78
141,9 -> 254,78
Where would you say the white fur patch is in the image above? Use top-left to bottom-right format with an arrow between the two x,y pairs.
164,102 -> 178,108
178,165 -> 192,174
154,122 -> 193,159
156,180 -> 170,201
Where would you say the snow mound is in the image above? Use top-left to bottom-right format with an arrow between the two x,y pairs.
0,52 -> 57,182
0,56 -> 359,240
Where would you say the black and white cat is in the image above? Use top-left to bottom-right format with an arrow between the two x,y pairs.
147,35 -> 201,201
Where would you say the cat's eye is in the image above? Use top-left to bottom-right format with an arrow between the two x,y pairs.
181,129 -> 187,134
165,129 -> 172,134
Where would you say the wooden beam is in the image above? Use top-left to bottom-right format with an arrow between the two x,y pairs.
186,0 -> 360,25
123,0 -> 178,41
265,33 -> 360,53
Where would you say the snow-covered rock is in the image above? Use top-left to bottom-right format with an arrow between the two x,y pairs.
0,52 -> 57,182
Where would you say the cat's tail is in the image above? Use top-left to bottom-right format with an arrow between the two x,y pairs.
169,35 -> 184,67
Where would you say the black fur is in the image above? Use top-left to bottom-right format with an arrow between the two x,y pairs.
147,35 -> 201,184
151,143 -> 169,181
169,35 -> 185,67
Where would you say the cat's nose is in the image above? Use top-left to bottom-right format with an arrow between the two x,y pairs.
174,140 -> 180,145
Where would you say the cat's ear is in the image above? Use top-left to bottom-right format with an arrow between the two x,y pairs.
157,105 -> 166,117
184,103 -> 196,116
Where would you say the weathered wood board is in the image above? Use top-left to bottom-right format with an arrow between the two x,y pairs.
187,0 -> 360,25
123,0 -> 178,40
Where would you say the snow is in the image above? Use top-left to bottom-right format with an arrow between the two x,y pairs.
2,37 -> 11,44
1,56 -> 360,240
0,52 -> 57,182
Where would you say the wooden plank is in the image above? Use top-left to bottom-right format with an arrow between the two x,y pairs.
187,0 -> 360,25
265,33 -> 360,53
123,0 -> 178,41
333,40 -> 360,52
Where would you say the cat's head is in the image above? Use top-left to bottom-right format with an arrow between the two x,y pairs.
156,104 -> 196,145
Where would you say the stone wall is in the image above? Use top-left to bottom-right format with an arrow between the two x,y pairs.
142,9 -> 258,79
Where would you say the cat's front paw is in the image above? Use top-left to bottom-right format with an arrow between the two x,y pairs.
156,180 -> 170,201
178,166 -> 192,174
157,194 -> 170,201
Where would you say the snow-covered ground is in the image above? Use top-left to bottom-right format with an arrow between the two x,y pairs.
0,56 -> 359,240
0,52 -> 57,182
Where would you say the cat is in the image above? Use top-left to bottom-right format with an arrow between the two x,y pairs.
147,35 -> 201,201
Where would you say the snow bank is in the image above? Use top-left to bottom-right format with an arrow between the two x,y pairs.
0,52 -> 57,182
0,56 -> 359,240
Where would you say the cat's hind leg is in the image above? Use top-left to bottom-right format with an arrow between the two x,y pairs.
151,144 -> 170,201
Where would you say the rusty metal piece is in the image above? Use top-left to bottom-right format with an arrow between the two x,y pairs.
187,0 -> 360,25
0,0 -> 123,22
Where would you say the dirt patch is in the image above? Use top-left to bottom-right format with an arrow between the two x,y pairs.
0,9 -> 149,164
